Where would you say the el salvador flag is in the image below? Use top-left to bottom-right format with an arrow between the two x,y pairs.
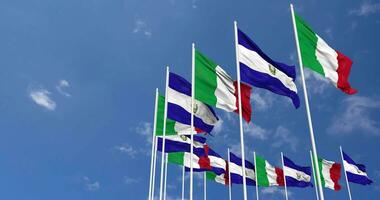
229,152 -> 256,186
237,29 -> 300,108
342,151 -> 373,185
167,72 -> 219,133
157,135 -> 206,153
283,155 -> 313,187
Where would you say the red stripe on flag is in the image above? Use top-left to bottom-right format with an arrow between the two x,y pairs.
224,160 -> 230,186
336,51 -> 357,95
198,144 -> 212,170
233,81 -> 252,123
275,167 -> 285,186
330,163 -> 342,191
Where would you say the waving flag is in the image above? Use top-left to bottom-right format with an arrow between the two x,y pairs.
237,29 -> 300,108
318,158 -> 342,191
342,151 -> 373,185
206,171 -> 229,186
156,95 -> 203,136
283,155 -> 312,187
255,155 -> 284,187
195,50 -> 252,122
229,152 -> 256,186
295,13 -> 357,94
186,145 -> 226,175
157,135 -> 206,153
167,72 -> 219,133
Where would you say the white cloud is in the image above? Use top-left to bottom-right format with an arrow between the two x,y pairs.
328,96 -> 380,135
250,92 -> 274,111
212,119 -> 223,135
83,176 -> 100,191
29,88 -> 56,111
133,19 -> 152,37
191,0 -> 197,9
244,123 -> 269,140
272,126 -> 299,152
56,79 -> 71,97
300,69 -> 330,95
261,187 -> 292,197
124,177 -> 141,184
136,122 -> 153,143
115,143 -> 138,158
349,1 -> 380,16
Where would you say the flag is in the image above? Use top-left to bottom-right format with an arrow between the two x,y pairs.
342,151 -> 373,185
156,94 -> 203,136
294,13 -> 357,94
167,72 -> 219,133
185,145 -> 226,175
237,29 -> 300,108
157,135 -> 206,153
229,152 -> 256,186
195,50 -> 252,122
206,171 -> 229,186
318,158 -> 342,191
283,155 -> 312,187
255,155 -> 284,187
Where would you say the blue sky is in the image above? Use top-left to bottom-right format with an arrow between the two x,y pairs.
0,0 -> 379,199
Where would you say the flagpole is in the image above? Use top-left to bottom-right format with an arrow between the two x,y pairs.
233,20 -> 248,200
190,43 -> 195,200
152,136 -> 158,200
340,146 -> 353,200
310,150 -> 320,200
290,4 -> 325,200
281,152 -> 289,200
228,148 -> 232,200
148,88 -> 159,200
254,151 -> 259,200
164,153 -> 168,200
159,66 -> 170,200
204,172 -> 207,200
182,165 -> 185,200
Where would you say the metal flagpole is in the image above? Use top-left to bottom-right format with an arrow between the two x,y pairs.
340,146 -> 353,200
159,67 -> 170,200
310,150 -> 320,200
204,172 -> 207,200
228,148 -> 232,200
182,165 -> 185,200
281,152 -> 289,200
254,151 -> 259,200
164,153 -> 168,200
148,89 -> 159,200
290,4 -> 325,200
190,43 -> 195,200
233,20 -> 248,200
152,136 -> 158,200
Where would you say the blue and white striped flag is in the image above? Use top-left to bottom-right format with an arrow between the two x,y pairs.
342,151 -> 373,185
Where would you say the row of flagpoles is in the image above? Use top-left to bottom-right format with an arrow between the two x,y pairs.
146,4 -> 368,200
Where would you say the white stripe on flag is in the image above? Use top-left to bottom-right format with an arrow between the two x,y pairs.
215,65 -> 237,112
238,44 -> 297,93
284,166 -> 311,182
343,160 -> 368,177
229,162 -> 255,180
315,35 -> 339,86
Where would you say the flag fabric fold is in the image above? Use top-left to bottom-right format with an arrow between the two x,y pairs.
283,155 -> 312,187
294,13 -> 357,94
206,171 -> 229,186
157,135 -> 206,153
237,28 -> 300,108
195,50 -> 252,122
342,151 -> 373,185
255,155 -> 284,187
229,152 -> 256,186
167,72 -> 219,133
318,158 -> 342,191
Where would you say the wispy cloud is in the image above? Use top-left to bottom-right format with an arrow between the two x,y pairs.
133,19 -> 152,37
261,187 -> 292,197
212,119 -> 224,135
29,88 -> 56,111
136,122 -> 153,143
191,0 -> 198,9
250,92 -> 274,111
349,1 -> 380,16
114,143 -> 138,158
272,126 -> 299,152
56,79 -> 71,97
83,176 -> 100,191
244,123 -> 269,140
300,69 -> 330,95
124,176 -> 141,184
328,96 -> 380,135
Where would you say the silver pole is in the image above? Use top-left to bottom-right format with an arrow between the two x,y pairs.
310,150 -> 320,200
340,146 -> 353,200
190,43 -> 195,200
228,148 -> 232,200
254,152 -> 259,200
148,89 -> 159,200
281,152 -> 289,200
290,4 -> 324,200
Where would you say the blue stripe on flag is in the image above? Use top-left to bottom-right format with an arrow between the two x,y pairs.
286,177 -> 313,188
347,172 -> 373,185
229,152 -> 255,170
156,135 -> 206,153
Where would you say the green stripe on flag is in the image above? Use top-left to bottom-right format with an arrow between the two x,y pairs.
155,95 -> 176,136
256,155 -> 270,187
206,171 -> 217,180
295,13 -> 325,76
318,158 -> 326,187
195,50 -> 218,106
168,152 -> 185,165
